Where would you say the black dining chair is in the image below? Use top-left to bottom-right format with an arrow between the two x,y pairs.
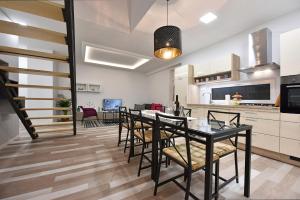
154,113 -> 220,200
129,109 -> 171,176
118,106 -> 151,153
182,107 -> 192,117
118,106 -> 130,148
191,110 -> 240,189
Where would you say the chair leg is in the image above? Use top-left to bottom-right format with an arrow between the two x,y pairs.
234,150 -> 239,183
137,142 -> 145,177
128,135 -> 134,163
118,124 -> 122,147
184,168 -> 188,181
167,140 -> 171,166
123,129 -> 130,153
185,168 -> 192,200
154,149 -> 163,196
215,161 -> 219,200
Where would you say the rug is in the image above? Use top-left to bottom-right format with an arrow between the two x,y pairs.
81,120 -> 119,128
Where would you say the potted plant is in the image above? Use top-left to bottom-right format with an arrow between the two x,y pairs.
57,98 -> 71,121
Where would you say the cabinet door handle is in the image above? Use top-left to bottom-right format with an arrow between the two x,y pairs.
286,85 -> 300,88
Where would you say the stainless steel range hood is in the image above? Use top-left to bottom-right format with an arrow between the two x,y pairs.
240,28 -> 280,73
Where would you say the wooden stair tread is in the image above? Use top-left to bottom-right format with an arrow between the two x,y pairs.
26,115 -> 72,120
0,66 -> 69,78
35,128 -> 74,134
20,107 -> 71,111
5,83 -> 71,90
0,20 -> 66,44
14,97 -> 67,101
31,122 -> 73,127
0,1 -> 65,22
0,46 -> 68,62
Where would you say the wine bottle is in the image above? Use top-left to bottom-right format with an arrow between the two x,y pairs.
174,95 -> 180,116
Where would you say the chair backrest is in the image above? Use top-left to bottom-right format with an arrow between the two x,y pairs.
129,109 -> 146,140
134,104 -> 146,110
119,106 -> 129,125
156,113 -> 192,169
182,107 -> 192,117
207,110 -> 240,128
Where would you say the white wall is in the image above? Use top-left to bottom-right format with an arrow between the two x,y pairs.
66,17 -> 151,110
76,63 -> 149,109
55,61 -> 149,110
147,69 -> 173,106
20,57 -> 54,123
0,13 -> 20,145
147,10 -> 300,105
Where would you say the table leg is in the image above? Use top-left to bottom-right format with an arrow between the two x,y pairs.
128,119 -> 135,163
244,128 -> 252,197
118,115 -> 122,146
204,136 -> 214,200
151,120 -> 158,180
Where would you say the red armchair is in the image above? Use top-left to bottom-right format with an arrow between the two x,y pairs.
79,106 -> 99,124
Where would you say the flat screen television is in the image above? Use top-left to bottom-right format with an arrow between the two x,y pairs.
102,99 -> 122,111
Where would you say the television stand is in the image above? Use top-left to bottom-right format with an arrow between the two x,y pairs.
102,109 -> 118,123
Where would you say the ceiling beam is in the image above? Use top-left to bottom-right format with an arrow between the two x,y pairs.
128,0 -> 155,32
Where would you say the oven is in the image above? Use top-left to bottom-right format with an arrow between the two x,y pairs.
281,75 -> 300,114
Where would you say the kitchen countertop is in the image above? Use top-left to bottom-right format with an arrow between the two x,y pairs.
187,103 -> 280,112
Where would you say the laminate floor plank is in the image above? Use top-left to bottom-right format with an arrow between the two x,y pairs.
0,125 -> 299,199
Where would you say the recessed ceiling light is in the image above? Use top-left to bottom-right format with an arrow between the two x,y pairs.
199,12 -> 217,24
84,45 -> 151,70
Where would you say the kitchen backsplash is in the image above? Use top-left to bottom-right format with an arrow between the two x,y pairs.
199,77 -> 279,104
212,84 -> 270,100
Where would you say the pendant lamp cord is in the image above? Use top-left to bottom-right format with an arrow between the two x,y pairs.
166,0 -> 169,25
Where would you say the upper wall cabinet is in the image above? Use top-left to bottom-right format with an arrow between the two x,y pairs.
194,54 -> 240,84
280,28 -> 300,76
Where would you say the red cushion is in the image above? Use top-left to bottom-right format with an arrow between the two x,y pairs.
151,103 -> 163,112
81,107 -> 97,118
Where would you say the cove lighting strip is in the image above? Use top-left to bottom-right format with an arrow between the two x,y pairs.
84,45 -> 150,70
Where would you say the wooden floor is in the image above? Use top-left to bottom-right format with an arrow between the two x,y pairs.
0,125 -> 299,200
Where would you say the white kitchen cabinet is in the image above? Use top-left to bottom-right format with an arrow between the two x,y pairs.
194,62 -> 211,77
190,107 -> 209,118
174,65 -> 194,107
253,133 -> 280,152
241,117 -> 280,136
194,54 -> 240,77
280,28 -> 300,76
239,132 -> 280,152
280,138 -> 300,158
240,110 -> 280,121
211,55 -> 232,74
280,121 -> 300,141
281,113 -> 300,123
174,77 -> 188,106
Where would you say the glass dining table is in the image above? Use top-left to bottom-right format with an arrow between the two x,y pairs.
124,110 -> 253,200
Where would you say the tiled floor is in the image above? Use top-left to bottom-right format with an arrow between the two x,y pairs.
0,126 -> 299,200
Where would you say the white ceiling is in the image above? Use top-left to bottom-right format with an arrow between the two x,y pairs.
2,0 -> 300,73
74,0 -> 300,73
135,0 -> 227,33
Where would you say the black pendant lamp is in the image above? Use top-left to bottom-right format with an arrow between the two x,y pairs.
154,0 -> 182,60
